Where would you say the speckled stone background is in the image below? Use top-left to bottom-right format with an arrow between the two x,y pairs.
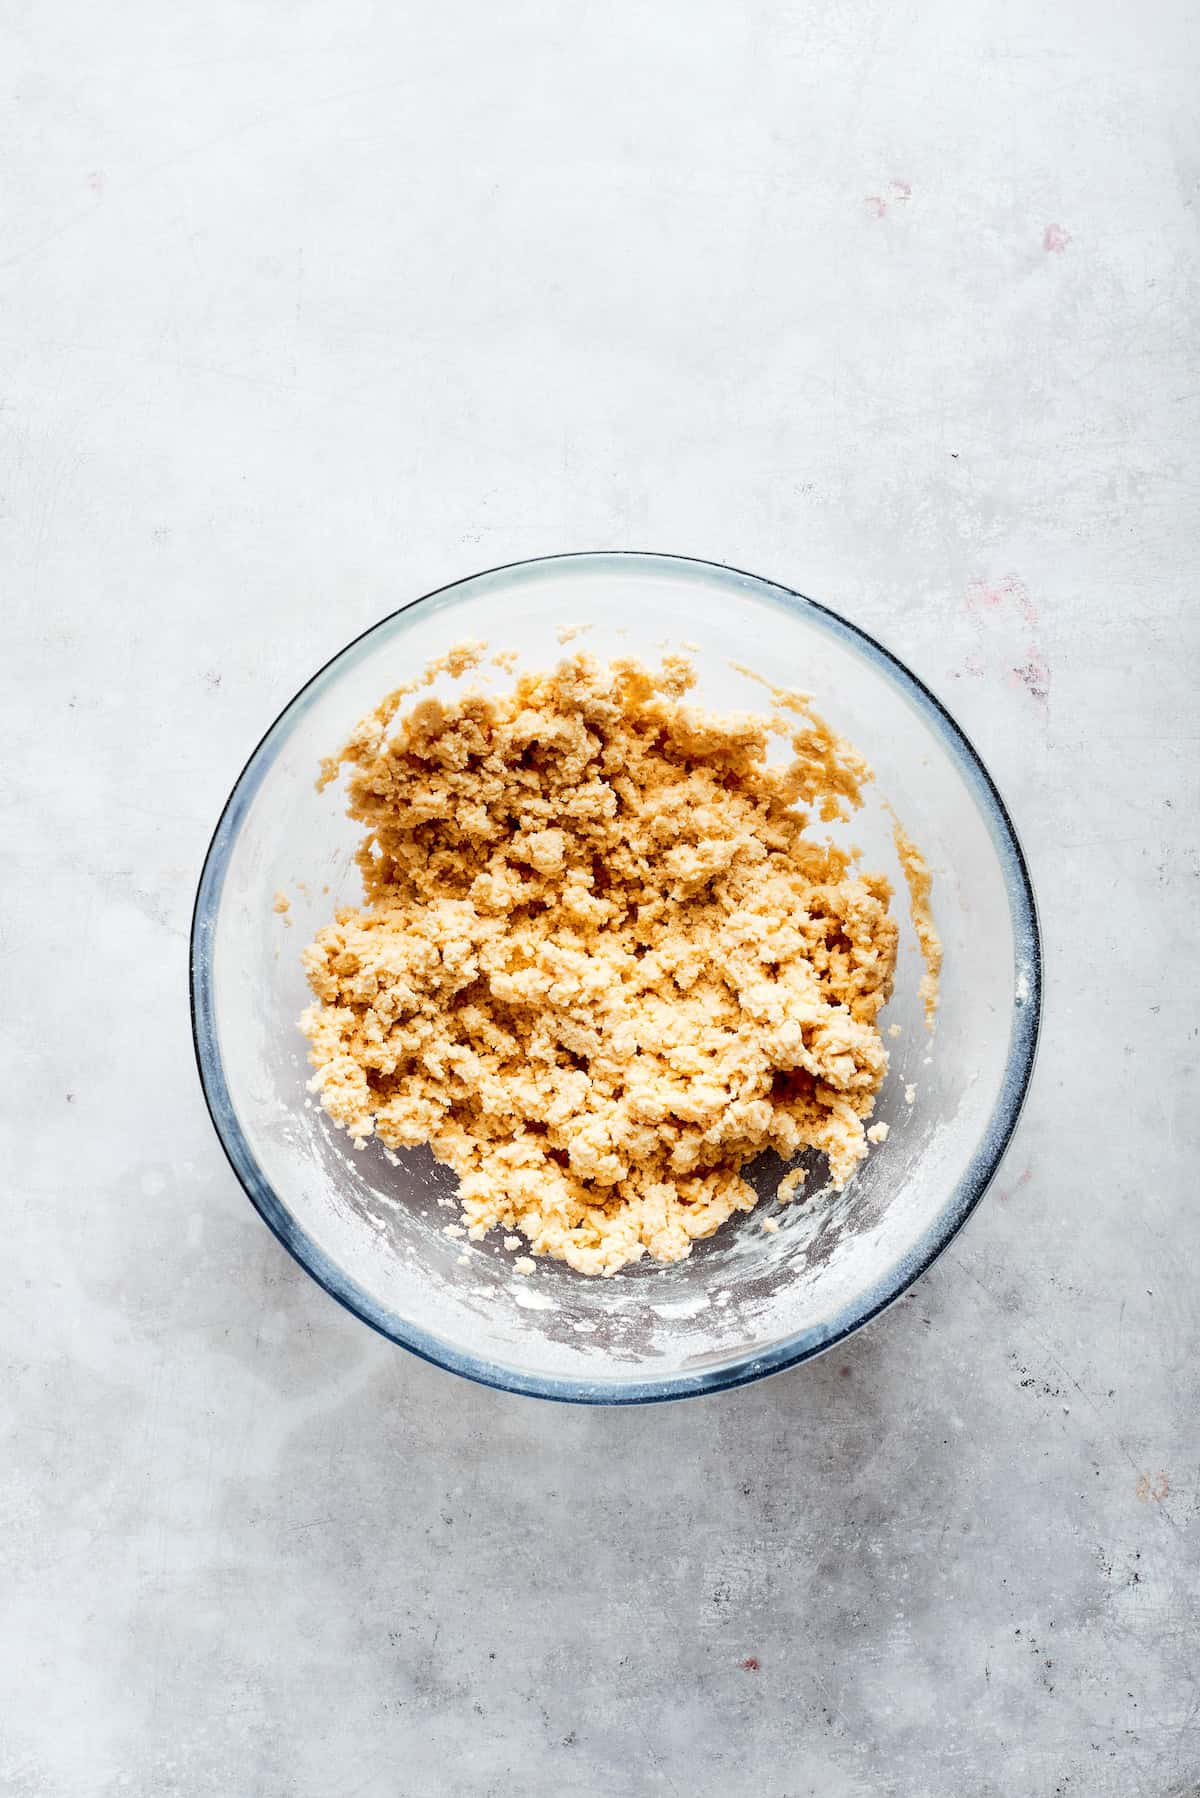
4,1 -> 1199,1793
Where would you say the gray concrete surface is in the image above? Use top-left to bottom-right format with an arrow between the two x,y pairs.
4,1 -> 1199,1793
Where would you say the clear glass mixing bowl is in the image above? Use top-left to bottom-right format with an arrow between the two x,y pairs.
190,553 -> 1040,1403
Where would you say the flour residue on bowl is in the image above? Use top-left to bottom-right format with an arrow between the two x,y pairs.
651,1294 -> 711,1321
513,1285 -> 558,1312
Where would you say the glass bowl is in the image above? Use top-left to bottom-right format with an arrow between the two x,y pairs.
190,552 -> 1040,1403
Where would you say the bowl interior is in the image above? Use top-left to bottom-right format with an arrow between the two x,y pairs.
192,554 -> 1038,1401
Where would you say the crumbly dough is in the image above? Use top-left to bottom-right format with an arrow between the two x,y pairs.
891,817 -> 943,1026
300,653 -> 903,1275
777,1166 -> 807,1205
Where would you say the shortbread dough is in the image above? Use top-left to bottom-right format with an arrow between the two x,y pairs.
300,653 -> 904,1275
891,817 -> 943,1026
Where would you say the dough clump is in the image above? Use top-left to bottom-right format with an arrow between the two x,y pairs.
301,654 -> 899,1275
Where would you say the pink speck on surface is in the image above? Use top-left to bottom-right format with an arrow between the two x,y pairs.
1013,584 -> 1038,630
87,170 -> 106,195
1043,223 -> 1070,253
964,576 -> 1050,713
967,574 -> 1038,628
865,180 -> 912,219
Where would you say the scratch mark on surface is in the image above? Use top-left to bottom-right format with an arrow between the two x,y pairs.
1,74 -> 418,275
632,1711 -> 683,1796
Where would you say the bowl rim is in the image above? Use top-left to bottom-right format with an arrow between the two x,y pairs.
190,550 -> 1042,1404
